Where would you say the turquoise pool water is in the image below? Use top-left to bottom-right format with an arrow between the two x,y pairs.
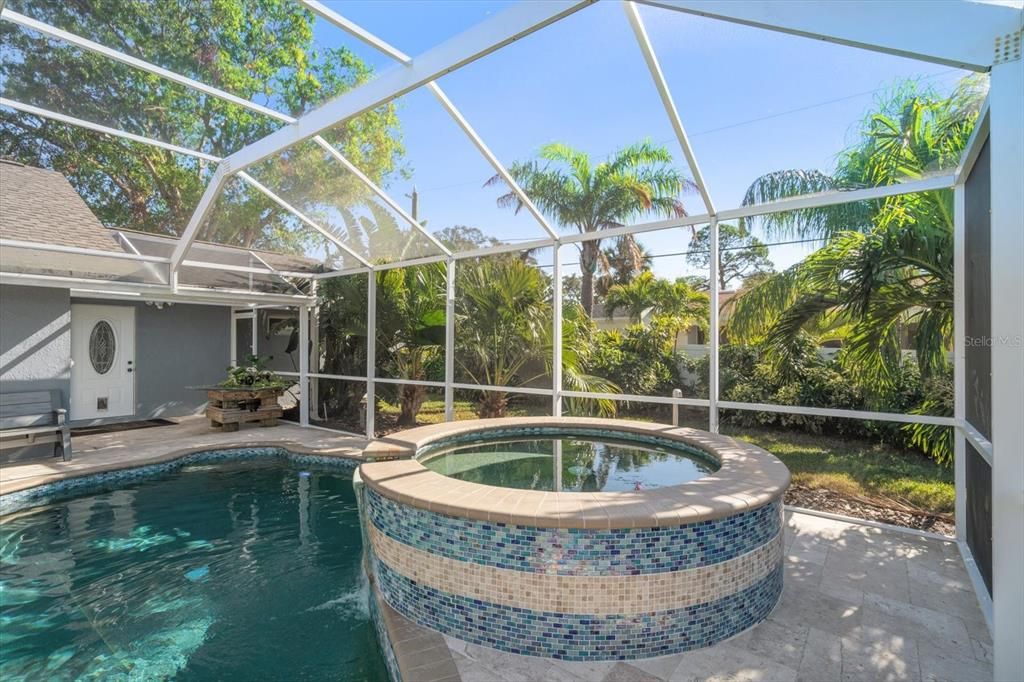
419,434 -> 718,492
0,459 -> 387,681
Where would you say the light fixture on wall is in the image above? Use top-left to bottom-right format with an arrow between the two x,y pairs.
144,301 -> 175,310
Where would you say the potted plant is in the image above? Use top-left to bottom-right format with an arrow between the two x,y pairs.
206,355 -> 290,431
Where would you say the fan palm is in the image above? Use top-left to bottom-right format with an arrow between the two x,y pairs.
488,140 -> 693,315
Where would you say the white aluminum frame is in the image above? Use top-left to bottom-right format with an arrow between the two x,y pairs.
2,2 -> 1021,675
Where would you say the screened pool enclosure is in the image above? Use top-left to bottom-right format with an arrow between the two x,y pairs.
0,1 -> 1021,678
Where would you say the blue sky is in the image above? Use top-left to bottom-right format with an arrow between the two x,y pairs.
313,1 -> 969,282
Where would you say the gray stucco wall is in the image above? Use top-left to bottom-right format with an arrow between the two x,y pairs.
2,287 -> 230,460
0,284 -> 72,407
76,299 -> 231,423
1,284 -> 71,460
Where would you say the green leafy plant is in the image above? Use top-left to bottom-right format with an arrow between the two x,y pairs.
221,355 -> 288,390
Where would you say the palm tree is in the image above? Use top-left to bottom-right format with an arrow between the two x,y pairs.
729,79 -> 982,382
740,78 -> 984,241
605,272 -> 709,350
455,257 -> 618,417
726,78 -> 984,463
375,263 -> 447,426
488,140 -> 693,316
596,237 -> 654,299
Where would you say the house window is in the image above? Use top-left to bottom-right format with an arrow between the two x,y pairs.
89,321 -> 116,375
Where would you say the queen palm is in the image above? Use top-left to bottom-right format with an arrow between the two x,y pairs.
488,141 -> 693,316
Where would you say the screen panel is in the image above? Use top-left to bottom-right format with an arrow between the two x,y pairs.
964,140 -> 991,440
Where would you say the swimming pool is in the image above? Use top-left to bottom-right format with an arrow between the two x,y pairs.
419,433 -> 719,492
0,454 -> 387,681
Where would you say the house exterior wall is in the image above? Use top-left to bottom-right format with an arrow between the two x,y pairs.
131,301 -> 230,421
0,284 -> 72,461
2,286 -> 231,444
72,299 -> 230,423
0,284 -> 72,406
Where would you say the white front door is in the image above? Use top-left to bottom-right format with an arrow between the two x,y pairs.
71,304 -> 135,421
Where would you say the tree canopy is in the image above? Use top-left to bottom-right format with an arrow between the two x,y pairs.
686,223 -> 774,291
0,0 -> 404,255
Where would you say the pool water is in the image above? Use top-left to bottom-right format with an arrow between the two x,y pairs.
0,459 -> 387,681
419,435 -> 718,492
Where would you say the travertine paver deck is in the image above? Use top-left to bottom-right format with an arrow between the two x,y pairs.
0,415 -> 368,495
442,511 -> 992,682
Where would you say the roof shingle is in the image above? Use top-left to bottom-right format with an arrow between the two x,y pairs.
0,160 -> 123,253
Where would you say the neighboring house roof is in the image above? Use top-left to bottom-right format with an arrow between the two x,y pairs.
0,160 -> 123,253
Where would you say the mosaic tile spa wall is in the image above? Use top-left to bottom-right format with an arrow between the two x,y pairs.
364,487 -> 785,661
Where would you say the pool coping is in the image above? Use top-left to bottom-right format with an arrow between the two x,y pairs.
359,417 -> 790,530
0,437 -> 374,498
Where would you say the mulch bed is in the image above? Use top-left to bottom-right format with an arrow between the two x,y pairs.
785,484 -> 954,536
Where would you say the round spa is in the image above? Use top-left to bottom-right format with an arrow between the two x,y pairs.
359,418 -> 790,661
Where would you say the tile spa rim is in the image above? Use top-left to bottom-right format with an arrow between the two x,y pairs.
359,417 -> 791,530
0,447 -> 358,518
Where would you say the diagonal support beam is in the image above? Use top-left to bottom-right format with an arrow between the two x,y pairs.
224,1 -> 594,173
426,83 -> 560,241
2,96 -> 373,270
237,171 -> 373,267
298,0 -> 560,242
1,8 -> 293,124
297,0 -> 412,64
1,98 -> 221,162
1,8 -> 430,268
623,1 -> 715,216
170,164 -> 230,273
312,137 -> 451,256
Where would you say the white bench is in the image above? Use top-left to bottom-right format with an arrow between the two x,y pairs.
0,390 -> 72,461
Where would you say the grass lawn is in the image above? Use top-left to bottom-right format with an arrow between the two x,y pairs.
722,425 -> 954,516
375,399 -> 954,516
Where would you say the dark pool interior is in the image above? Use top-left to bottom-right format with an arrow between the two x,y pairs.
0,459 -> 386,681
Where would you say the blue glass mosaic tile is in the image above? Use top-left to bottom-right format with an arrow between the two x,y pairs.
374,558 -> 784,661
1,448 -> 357,516
366,487 -> 782,575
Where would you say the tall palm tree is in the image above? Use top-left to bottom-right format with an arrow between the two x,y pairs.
488,141 -> 693,316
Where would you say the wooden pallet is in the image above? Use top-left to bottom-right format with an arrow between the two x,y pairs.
206,388 -> 283,431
